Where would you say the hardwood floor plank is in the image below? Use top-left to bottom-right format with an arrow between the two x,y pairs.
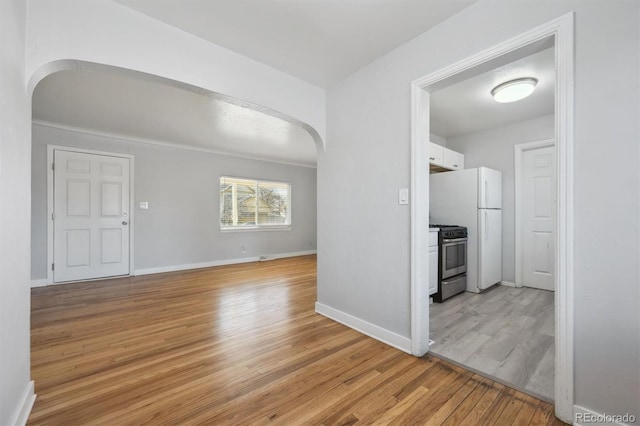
456,381 -> 506,425
393,369 -> 474,425
29,255 -> 564,425
494,392 -> 526,424
424,373 -> 485,426
373,385 -> 431,425
478,386 -> 517,424
512,394 -> 543,426
440,375 -> 493,426
310,359 -> 438,425
529,401 -> 556,426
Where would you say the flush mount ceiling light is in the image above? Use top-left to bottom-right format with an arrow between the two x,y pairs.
491,77 -> 538,103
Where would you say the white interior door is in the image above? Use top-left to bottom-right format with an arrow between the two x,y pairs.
521,146 -> 555,291
53,150 -> 130,282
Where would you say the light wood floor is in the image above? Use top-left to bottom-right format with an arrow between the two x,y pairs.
30,255 -> 564,425
429,285 -> 555,402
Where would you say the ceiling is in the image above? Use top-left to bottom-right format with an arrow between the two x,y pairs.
33,1 -> 485,166
430,47 -> 555,139
33,70 -> 318,167
114,0 -> 478,88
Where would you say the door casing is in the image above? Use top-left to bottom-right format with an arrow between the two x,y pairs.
410,13 -> 574,422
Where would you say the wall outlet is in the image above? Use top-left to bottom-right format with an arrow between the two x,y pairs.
241,246 -> 246,253
139,201 -> 149,210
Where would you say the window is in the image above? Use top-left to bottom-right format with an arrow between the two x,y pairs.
220,176 -> 291,230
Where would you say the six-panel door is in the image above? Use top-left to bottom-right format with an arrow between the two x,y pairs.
522,146 -> 555,291
53,150 -> 130,282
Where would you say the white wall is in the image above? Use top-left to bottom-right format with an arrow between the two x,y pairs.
25,0 -> 326,146
31,124 -> 317,279
0,0 -> 33,424
447,114 -> 554,283
429,133 -> 447,146
319,0 -> 639,419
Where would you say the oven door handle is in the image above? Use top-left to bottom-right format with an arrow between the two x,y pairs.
442,238 -> 467,243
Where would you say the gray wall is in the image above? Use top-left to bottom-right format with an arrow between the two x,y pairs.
0,0 -> 31,423
31,124 -> 317,279
319,0 -> 639,418
429,133 -> 447,146
447,114 -> 554,283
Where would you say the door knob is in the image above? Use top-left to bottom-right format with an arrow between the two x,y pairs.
122,221 -> 128,225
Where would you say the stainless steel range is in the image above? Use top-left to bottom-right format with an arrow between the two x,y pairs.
429,225 -> 467,302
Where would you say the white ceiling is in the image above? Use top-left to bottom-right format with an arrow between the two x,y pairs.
430,47 -> 555,139
33,70 -> 319,167
113,0 -> 478,88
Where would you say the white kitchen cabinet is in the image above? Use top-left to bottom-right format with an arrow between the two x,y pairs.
429,230 -> 439,295
429,142 -> 464,172
443,148 -> 464,170
428,142 -> 444,166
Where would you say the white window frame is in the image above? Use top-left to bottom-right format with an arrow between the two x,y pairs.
219,176 -> 292,232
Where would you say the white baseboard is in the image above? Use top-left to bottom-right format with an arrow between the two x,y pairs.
134,250 -> 317,276
270,250 -> 317,260
30,279 -> 50,288
573,404 -> 637,425
9,380 -> 36,426
500,281 -> 517,288
315,302 -> 412,354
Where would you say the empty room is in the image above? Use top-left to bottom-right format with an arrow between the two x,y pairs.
1,1 -> 639,425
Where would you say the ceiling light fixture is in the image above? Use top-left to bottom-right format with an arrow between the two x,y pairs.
491,77 -> 538,103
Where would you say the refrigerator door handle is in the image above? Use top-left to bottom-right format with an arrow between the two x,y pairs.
485,211 -> 488,240
484,180 -> 488,207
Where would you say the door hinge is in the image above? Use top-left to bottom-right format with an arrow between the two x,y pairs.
51,213 -> 55,221
52,263 -> 55,271
52,162 -> 55,171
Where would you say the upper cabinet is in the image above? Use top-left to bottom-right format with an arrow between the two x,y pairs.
429,142 -> 464,172
444,149 -> 464,170
428,142 -> 444,165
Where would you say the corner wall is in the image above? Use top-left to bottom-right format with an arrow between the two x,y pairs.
0,0 -> 34,424
31,124 -> 317,280
320,0 -> 639,419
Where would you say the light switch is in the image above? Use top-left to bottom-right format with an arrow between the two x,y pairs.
399,188 -> 409,205
139,201 -> 149,210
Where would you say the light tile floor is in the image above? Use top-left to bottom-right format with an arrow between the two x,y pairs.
429,285 -> 555,401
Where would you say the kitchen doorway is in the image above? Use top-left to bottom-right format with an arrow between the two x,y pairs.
409,13 -> 574,422
428,49 -> 556,400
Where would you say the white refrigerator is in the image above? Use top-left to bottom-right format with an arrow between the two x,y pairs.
430,167 -> 502,293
